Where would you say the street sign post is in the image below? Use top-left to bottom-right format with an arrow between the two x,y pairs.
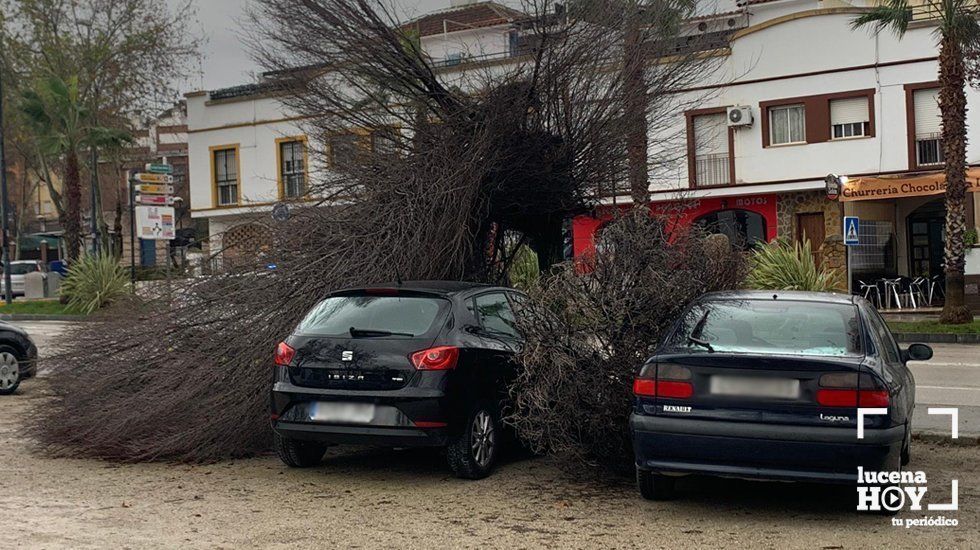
145,163 -> 173,174
134,172 -> 174,184
135,193 -> 174,206
136,184 -> 174,195
135,206 -> 176,240
844,216 -> 860,246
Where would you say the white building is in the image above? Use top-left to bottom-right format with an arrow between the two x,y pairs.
187,0 -> 980,305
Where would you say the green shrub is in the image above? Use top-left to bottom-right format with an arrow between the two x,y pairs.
61,252 -> 130,314
508,244 -> 539,290
747,239 -> 839,292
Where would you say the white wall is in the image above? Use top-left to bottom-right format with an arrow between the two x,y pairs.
650,9 -> 980,193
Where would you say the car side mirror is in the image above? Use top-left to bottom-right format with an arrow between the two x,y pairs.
904,343 -> 933,362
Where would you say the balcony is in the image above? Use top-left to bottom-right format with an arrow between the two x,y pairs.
695,153 -> 730,187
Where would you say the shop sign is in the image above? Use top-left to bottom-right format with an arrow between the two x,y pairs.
840,168 -> 980,202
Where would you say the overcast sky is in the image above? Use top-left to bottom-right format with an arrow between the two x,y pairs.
170,0 -> 465,93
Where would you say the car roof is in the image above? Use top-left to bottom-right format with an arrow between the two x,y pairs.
699,290 -> 858,305
341,280 -> 504,296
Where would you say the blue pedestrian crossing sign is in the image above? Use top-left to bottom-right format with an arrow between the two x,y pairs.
844,216 -> 860,246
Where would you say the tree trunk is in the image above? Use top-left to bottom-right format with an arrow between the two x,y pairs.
623,5 -> 649,206
64,150 -> 82,263
938,36 -> 973,324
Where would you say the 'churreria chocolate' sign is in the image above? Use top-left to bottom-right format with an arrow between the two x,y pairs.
839,168 -> 980,201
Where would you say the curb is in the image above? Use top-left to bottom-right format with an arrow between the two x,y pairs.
0,314 -> 90,322
893,332 -> 980,344
912,432 -> 980,446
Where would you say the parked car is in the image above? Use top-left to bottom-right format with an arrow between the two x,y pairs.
630,290 -> 931,500
271,281 -> 523,479
0,321 -> 39,395
2,260 -> 46,298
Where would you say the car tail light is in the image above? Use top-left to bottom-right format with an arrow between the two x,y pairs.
275,341 -> 295,366
410,346 -> 459,370
633,363 -> 693,398
817,373 -> 889,407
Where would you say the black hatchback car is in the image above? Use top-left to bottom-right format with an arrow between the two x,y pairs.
630,290 -> 931,500
271,281 -> 522,479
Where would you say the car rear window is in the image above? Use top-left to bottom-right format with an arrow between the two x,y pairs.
8,264 -> 38,275
295,295 -> 448,337
668,299 -> 863,357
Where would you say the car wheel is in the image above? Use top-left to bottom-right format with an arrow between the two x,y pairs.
0,347 -> 21,396
637,467 -> 677,501
901,424 -> 911,466
447,404 -> 499,479
274,432 -> 327,468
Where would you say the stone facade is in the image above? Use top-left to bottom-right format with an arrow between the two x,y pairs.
776,190 -> 846,289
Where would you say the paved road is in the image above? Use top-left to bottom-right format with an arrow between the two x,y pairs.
9,321 -> 980,437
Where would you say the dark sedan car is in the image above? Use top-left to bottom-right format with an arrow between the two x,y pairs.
0,321 -> 39,395
271,281 -> 522,479
630,290 -> 930,500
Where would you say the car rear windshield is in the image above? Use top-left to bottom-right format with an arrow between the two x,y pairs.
7,264 -> 38,275
668,299 -> 863,357
295,294 -> 448,338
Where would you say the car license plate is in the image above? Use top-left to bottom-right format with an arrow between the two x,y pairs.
710,376 -> 800,399
310,402 -> 375,424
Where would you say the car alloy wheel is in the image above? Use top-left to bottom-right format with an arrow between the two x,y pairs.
471,410 -> 496,468
0,351 -> 20,394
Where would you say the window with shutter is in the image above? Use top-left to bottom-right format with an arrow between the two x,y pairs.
913,88 -> 942,165
830,97 -> 870,139
692,113 -> 729,186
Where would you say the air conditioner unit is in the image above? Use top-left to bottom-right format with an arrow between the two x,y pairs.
727,105 -> 753,127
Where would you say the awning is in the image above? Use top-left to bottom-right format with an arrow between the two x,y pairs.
840,167 -> 980,202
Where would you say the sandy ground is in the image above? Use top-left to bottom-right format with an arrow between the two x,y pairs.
2,383 -> 978,549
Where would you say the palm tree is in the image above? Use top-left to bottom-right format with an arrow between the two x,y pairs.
854,1 -> 980,323
18,75 -> 129,263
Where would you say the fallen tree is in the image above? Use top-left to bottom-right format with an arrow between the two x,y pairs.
29,0 -> 729,462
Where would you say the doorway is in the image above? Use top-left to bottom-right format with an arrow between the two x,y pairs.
907,199 -> 945,278
796,212 -> 826,267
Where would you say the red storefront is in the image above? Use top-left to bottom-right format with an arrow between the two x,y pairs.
572,194 -> 779,257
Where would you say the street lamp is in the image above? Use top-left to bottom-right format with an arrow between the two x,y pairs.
0,71 -> 13,305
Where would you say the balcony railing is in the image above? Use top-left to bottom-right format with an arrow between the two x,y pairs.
695,153 -> 730,186
916,133 -> 944,166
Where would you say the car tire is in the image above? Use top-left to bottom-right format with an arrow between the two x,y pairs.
274,432 -> 327,468
0,346 -> 21,396
637,467 -> 677,501
447,404 -> 499,480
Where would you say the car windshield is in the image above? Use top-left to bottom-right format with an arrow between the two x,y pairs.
295,294 -> 448,337
7,263 -> 38,275
668,299 -> 863,357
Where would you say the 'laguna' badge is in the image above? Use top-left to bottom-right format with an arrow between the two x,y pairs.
341,350 -> 354,361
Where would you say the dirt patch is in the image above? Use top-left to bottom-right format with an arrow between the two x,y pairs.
2,382 -> 977,549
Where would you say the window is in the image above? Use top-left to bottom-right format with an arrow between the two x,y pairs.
668,300 -> 863,357
694,209 -> 766,250
371,128 -> 400,157
279,139 -> 307,198
692,113 -> 729,186
474,293 -> 518,338
866,308 -> 900,364
328,133 -> 365,168
830,97 -> 870,139
768,104 -> 805,145
914,88 -> 943,166
296,295 -> 449,338
212,147 -> 238,206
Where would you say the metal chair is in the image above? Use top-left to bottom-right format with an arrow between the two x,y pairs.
881,278 -> 903,309
910,277 -> 930,307
929,274 -> 945,305
858,280 -> 882,309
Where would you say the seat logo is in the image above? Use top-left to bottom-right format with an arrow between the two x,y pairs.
341,350 -> 354,361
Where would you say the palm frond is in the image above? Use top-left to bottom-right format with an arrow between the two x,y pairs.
851,0 -> 913,37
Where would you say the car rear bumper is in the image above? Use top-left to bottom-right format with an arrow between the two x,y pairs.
630,414 -> 904,484
271,381 -> 450,447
